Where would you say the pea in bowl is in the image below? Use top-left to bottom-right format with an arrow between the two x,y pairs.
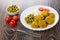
7,5 -> 19,15
20,5 -> 59,31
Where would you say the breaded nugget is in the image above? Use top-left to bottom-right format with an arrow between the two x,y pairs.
45,16 -> 54,24
41,11 -> 49,17
34,14 -> 44,21
31,21 -> 38,28
49,13 -> 55,18
38,20 -> 47,28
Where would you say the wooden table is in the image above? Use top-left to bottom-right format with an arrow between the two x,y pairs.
0,0 -> 60,40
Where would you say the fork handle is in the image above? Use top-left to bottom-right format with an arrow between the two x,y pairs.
17,29 -> 41,37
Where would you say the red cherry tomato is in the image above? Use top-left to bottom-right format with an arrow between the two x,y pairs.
9,20 -> 16,27
38,7 -> 44,11
5,16 -> 11,23
11,20 -> 16,22
12,16 -> 18,21
44,8 -> 49,12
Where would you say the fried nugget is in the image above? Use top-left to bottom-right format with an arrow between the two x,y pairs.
38,20 -> 47,28
49,13 -> 55,18
34,14 -> 44,21
41,11 -> 49,17
45,16 -> 54,24
31,21 -> 38,28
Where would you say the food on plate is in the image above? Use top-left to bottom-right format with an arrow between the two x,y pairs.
7,5 -> 19,13
38,20 -> 47,28
25,12 -> 55,28
5,16 -> 11,23
31,21 -> 38,28
34,14 -> 44,21
12,16 -> 18,21
38,7 -> 44,11
45,16 -> 54,24
43,8 -> 49,12
5,15 -> 18,27
49,13 -> 55,18
9,19 -> 16,27
41,11 -> 49,17
25,7 -> 55,28
25,14 -> 34,24
38,7 -> 49,12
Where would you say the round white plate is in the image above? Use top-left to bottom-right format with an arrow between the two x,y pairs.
20,5 -> 59,31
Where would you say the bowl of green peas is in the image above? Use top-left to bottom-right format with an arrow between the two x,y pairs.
7,5 -> 19,15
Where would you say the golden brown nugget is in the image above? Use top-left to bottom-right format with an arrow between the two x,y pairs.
38,20 -> 47,28
45,16 -> 54,24
34,14 -> 44,21
49,13 -> 55,18
41,11 -> 49,17
31,21 -> 38,28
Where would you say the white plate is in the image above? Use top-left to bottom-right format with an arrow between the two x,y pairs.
20,5 -> 59,31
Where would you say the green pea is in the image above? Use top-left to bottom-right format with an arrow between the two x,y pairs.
7,5 -> 19,13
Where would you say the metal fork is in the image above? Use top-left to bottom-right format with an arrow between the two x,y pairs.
11,28 -> 41,37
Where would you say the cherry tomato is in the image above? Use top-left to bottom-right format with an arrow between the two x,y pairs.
12,16 -> 18,21
9,20 -> 16,27
38,7 -> 44,11
11,19 -> 16,22
44,8 -> 49,12
5,16 -> 11,23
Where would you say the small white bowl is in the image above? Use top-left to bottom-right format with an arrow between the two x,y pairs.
6,5 -> 20,15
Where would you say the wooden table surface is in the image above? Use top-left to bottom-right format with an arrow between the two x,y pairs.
0,0 -> 60,40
